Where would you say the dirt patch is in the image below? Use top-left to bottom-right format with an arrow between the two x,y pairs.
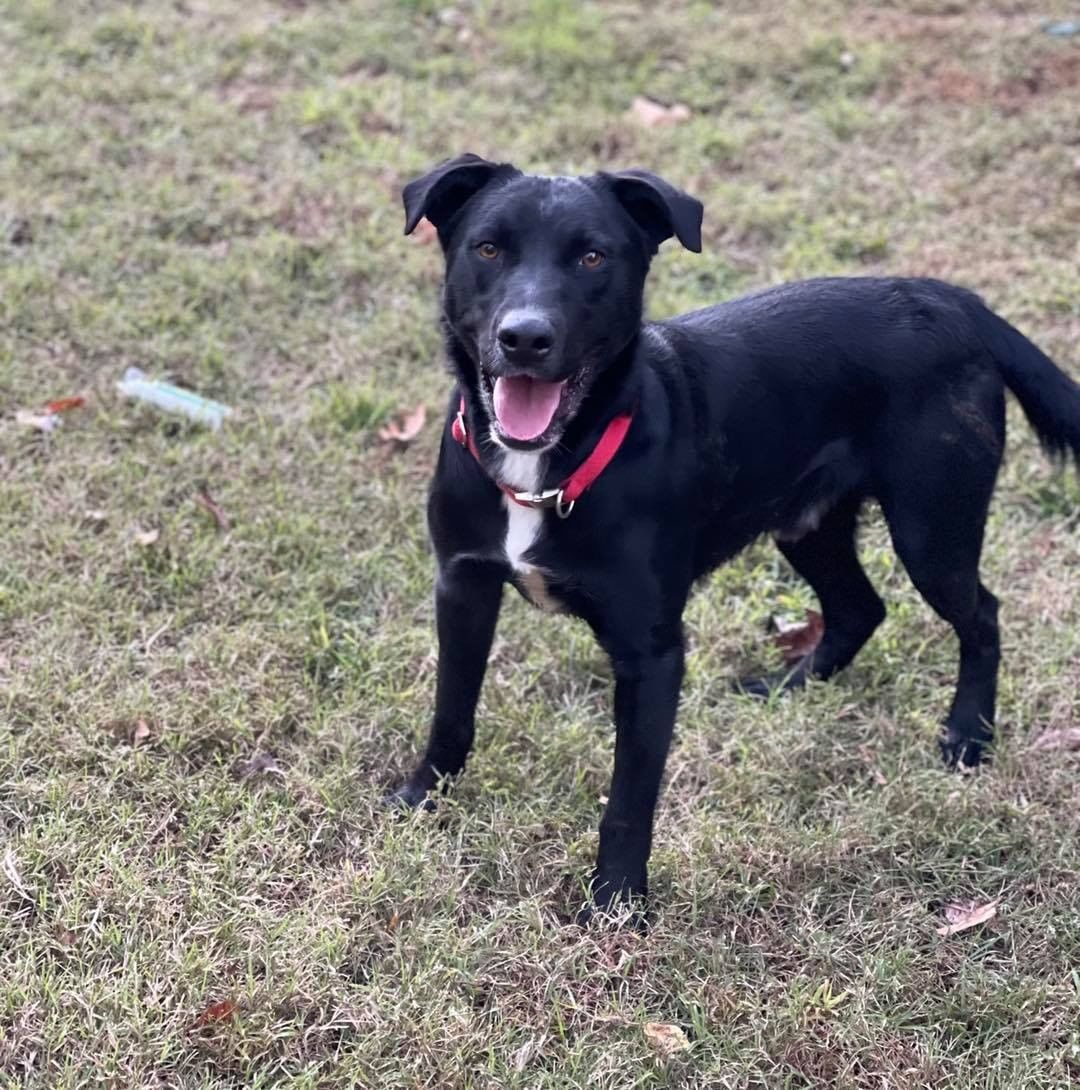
914,49 -> 1080,111
218,79 -> 281,115
273,189 -> 340,242
854,7 -> 1080,113
994,50 -> 1080,109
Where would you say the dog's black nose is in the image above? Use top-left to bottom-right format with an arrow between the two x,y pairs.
497,311 -> 555,361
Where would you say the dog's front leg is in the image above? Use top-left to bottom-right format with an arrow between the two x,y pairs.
586,640 -> 685,923
386,560 -> 503,809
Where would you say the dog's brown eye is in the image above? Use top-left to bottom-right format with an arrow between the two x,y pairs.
581,250 -> 605,269
476,242 -> 499,259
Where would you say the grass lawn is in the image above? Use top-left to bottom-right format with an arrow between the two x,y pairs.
2,1 -> 1079,1086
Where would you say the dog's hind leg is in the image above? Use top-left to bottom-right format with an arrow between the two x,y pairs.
738,497 -> 886,697
883,498 -> 1000,769
878,387 -> 1004,768
927,578 -> 999,769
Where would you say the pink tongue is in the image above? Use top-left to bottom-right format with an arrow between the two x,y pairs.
493,375 -> 565,440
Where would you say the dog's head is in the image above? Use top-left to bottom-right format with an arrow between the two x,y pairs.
403,154 -> 703,451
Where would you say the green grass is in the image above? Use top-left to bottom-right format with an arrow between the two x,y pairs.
2,1 -> 1079,1086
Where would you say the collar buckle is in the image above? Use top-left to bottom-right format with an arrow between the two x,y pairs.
509,487 -> 576,519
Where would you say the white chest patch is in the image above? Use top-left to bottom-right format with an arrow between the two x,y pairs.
499,450 -> 544,573
497,449 -> 561,612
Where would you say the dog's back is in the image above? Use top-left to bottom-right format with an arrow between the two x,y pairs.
655,276 -> 1078,546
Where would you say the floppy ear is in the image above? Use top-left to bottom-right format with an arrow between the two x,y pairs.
601,169 -> 703,253
402,153 -> 518,236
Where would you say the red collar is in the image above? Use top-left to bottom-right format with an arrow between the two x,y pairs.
450,395 -> 633,518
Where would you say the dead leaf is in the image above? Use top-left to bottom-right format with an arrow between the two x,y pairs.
857,743 -> 887,786
134,528 -> 160,547
379,402 -> 427,445
387,909 -> 401,932
643,1021 -> 691,1058
191,999 -> 238,1029
771,610 -> 825,664
194,487 -> 230,532
411,216 -> 438,244
15,409 -> 60,433
235,753 -> 284,780
360,110 -> 400,135
628,95 -> 692,129
1031,727 -> 1080,752
45,395 -> 86,414
936,899 -> 998,936
53,924 -> 78,947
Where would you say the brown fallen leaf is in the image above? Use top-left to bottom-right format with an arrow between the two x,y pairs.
771,610 -> 825,664
53,924 -> 78,948
194,486 -> 230,532
191,999 -> 238,1029
936,899 -> 998,936
411,216 -> 438,244
643,1021 -> 691,1058
379,402 -> 427,445
628,95 -> 692,129
134,528 -> 160,547
106,718 -> 155,745
857,743 -> 888,786
360,109 -> 401,135
45,395 -> 86,414
235,753 -> 284,780
1031,727 -> 1080,752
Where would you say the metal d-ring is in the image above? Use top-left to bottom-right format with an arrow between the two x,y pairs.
554,489 -> 575,519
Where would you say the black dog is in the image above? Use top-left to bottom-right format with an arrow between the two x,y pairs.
389,153 -> 1080,919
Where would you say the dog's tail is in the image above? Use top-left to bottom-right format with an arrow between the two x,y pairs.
972,300 -> 1080,467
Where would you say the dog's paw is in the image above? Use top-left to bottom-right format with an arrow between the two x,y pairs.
575,900 -> 649,932
732,674 -> 773,699
733,667 -> 807,700
575,875 -> 649,931
382,779 -> 437,812
939,729 -> 990,771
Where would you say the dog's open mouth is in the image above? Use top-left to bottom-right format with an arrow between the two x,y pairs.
482,369 -> 586,446
493,375 -> 565,440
